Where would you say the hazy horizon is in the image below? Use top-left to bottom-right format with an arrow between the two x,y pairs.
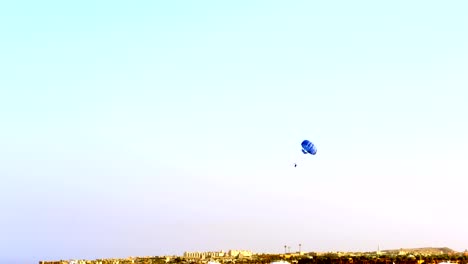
1,1 -> 467,263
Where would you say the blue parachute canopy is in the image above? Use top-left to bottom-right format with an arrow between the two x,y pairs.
301,140 -> 317,155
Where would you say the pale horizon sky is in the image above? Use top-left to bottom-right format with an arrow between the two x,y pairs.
1,1 -> 467,263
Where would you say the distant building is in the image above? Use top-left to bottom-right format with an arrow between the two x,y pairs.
183,249 -> 252,259
228,250 -> 253,258
183,251 -> 225,259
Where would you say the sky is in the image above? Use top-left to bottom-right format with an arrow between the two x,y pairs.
1,1 -> 467,263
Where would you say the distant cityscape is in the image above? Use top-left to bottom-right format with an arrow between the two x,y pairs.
39,247 -> 468,264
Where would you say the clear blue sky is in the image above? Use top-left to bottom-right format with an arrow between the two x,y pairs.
1,1 -> 467,263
